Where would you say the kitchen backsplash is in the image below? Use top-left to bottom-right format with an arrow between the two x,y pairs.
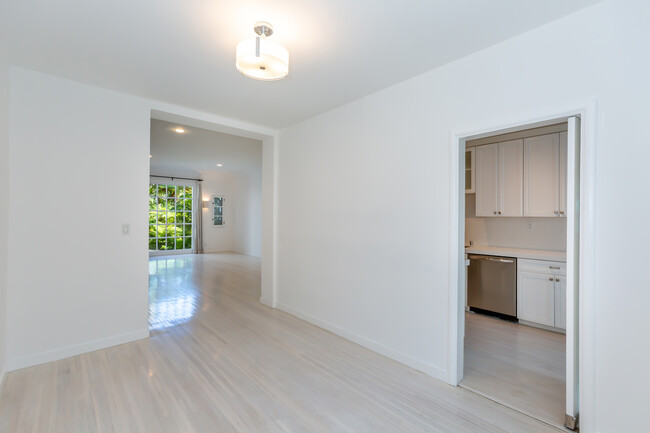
465,194 -> 567,251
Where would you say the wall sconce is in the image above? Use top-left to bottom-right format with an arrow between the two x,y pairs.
202,200 -> 210,209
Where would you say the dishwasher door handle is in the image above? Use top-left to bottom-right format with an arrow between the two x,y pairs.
488,258 -> 514,263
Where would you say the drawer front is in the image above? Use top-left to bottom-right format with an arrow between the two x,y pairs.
518,258 -> 566,275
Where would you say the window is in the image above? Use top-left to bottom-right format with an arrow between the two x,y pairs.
149,183 -> 193,252
211,195 -> 224,227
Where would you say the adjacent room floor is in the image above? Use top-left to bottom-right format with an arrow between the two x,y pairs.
462,312 -> 566,429
0,253 -> 562,432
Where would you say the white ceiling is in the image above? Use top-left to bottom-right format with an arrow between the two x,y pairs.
6,0 -> 601,128
150,119 -> 262,179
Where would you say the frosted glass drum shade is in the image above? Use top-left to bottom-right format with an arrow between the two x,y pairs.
236,37 -> 289,81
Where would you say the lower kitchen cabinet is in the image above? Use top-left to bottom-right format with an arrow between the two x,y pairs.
517,259 -> 566,331
517,271 -> 555,326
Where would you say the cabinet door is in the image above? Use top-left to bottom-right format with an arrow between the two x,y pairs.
475,143 -> 498,217
554,275 -> 566,329
517,271 -> 555,326
559,131 -> 568,217
524,133 -> 560,217
498,139 -> 523,216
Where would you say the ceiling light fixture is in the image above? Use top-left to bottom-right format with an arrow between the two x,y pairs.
174,127 -> 186,134
216,163 -> 223,167
149,154 -> 152,158
236,21 -> 289,81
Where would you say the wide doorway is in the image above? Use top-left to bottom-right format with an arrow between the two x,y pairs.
148,116 -> 264,331
452,115 -> 585,431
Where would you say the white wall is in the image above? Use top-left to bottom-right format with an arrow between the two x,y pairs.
6,68 -> 152,369
0,0 -> 10,385
200,170 -> 237,253
465,194 -> 567,251
200,169 -> 262,257
276,1 -> 650,432
4,67 -> 277,371
233,168 -> 262,257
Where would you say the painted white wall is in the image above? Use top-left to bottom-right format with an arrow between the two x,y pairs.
260,136 -> 277,307
199,168 -> 262,257
276,1 -> 650,432
200,170 -> 237,253
6,68 -> 151,369
4,67 -> 277,371
465,194 -> 567,251
0,0 -> 10,385
233,168 -> 262,257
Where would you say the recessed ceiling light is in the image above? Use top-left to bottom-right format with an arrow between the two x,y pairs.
174,127 -> 186,134
216,163 -> 223,167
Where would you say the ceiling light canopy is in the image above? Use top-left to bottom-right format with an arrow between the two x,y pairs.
236,22 -> 288,81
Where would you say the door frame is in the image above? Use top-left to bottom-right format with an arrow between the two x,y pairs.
149,107 -> 279,308
447,102 -> 598,432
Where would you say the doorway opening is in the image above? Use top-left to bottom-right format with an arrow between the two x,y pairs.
147,115 -> 265,332
450,113 -> 588,431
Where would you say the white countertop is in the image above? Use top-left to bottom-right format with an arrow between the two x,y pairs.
464,245 -> 566,262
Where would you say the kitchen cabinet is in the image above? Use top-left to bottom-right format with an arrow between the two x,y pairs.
475,139 -> 523,217
517,259 -> 566,330
517,271 -> 555,326
465,148 -> 475,193
523,132 -> 567,217
554,275 -> 566,329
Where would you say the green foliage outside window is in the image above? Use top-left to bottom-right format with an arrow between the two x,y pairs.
149,184 -> 193,251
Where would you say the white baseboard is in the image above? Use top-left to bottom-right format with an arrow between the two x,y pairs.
276,303 -> 447,382
202,248 -> 232,254
7,328 -> 150,372
259,296 -> 275,308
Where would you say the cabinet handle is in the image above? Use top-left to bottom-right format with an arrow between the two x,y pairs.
493,211 -> 497,215
498,211 -> 501,215
556,278 -> 560,282
549,277 -> 553,281
549,266 -> 560,270
554,211 -> 559,215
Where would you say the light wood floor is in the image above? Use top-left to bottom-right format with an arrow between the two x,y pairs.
462,312 -> 566,429
0,253 -> 562,433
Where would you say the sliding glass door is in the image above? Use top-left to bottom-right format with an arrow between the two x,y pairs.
149,182 -> 194,254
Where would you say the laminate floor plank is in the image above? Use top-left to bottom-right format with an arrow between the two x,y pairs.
1,253 -> 561,433
462,312 -> 566,429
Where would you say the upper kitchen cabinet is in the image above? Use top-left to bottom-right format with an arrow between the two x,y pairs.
465,147 -> 475,193
524,132 -> 568,217
475,139 -> 523,217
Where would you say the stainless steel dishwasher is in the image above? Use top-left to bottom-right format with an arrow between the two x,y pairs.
468,255 -> 517,320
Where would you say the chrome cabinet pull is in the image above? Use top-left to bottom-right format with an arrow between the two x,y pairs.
554,211 -> 559,215
560,211 -> 565,215
556,278 -> 560,282
549,266 -> 561,269
549,277 -> 553,281
493,211 -> 497,215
